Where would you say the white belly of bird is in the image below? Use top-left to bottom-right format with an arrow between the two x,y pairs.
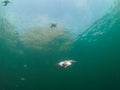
58,61 -> 72,66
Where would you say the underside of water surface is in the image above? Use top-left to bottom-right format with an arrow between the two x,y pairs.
0,0 -> 120,90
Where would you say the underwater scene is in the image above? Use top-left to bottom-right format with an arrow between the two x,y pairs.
0,0 -> 120,90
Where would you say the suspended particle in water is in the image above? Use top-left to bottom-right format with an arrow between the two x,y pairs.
20,77 -> 26,81
24,64 -> 27,68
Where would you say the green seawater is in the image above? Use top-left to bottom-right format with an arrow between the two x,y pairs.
0,0 -> 120,90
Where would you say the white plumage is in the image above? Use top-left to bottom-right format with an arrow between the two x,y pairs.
58,60 -> 76,68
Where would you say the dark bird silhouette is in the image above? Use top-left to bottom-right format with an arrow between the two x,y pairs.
2,0 -> 10,6
50,23 -> 57,29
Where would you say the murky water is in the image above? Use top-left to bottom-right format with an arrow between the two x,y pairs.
0,0 -> 120,90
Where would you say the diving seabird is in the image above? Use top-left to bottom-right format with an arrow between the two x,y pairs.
50,23 -> 57,29
57,60 -> 76,68
2,0 -> 10,6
